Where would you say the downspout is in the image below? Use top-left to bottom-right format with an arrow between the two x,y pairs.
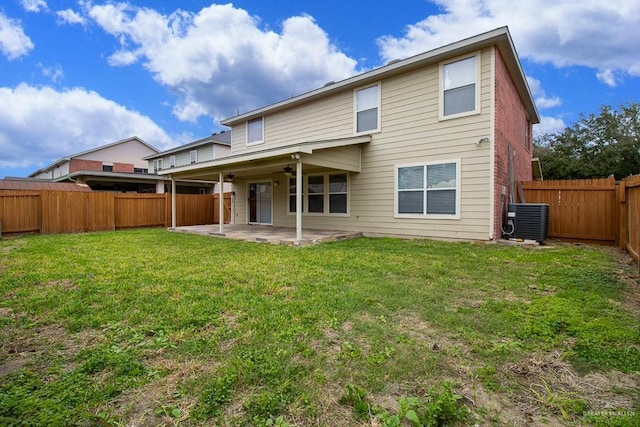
295,155 -> 303,243
219,172 -> 224,234
171,176 -> 176,228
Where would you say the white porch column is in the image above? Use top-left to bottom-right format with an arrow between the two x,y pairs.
171,177 -> 176,228
218,172 -> 224,234
296,159 -> 303,242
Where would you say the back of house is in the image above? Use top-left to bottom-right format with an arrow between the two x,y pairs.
163,27 -> 539,241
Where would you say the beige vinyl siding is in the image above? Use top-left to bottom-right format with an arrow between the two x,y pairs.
213,144 -> 231,160
232,47 -> 494,240
304,145 -> 361,172
197,146 -> 214,163
230,91 -> 353,154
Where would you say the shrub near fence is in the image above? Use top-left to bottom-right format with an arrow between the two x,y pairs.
0,191 -> 231,235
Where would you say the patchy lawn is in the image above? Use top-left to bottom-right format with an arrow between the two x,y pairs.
0,229 -> 639,426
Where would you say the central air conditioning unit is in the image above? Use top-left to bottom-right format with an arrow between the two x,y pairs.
508,203 -> 549,243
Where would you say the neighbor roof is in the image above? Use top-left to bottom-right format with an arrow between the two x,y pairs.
144,131 -> 231,160
29,136 -> 158,177
0,179 -> 92,191
221,26 -> 539,126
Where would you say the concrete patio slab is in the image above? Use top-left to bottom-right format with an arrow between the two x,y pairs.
169,224 -> 362,246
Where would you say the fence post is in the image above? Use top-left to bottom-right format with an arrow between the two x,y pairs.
618,180 -> 627,250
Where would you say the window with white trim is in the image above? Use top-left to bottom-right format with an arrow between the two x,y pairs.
169,155 -> 175,168
329,173 -> 348,213
288,177 -> 298,213
396,161 -> 458,216
307,175 -> 324,213
154,159 -> 163,172
190,149 -> 197,164
441,55 -> 478,118
247,117 -> 264,145
355,84 -> 380,133
288,172 -> 349,215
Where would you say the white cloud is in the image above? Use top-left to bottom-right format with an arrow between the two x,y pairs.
21,0 -> 48,13
56,9 -> 87,26
0,12 -> 34,60
596,69 -> 618,87
533,116 -> 566,136
37,63 -> 64,83
378,0 -> 640,83
0,84 -> 172,170
526,76 -> 561,109
86,3 -> 359,123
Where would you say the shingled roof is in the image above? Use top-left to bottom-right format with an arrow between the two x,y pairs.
0,179 -> 92,192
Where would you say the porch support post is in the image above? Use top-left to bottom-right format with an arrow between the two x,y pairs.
296,158 -> 303,242
218,172 -> 224,234
171,177 -> 176,228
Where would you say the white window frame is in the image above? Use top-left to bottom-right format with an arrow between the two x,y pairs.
354,82 -> 381,135
190,149 -> 197,164
328,172 -> 348,214
439,52 -> 481,121
306,174 -> 325,215
169,155 -> 176,168
154,159 -> 163,172
394,159 -> 461,219
287,171 -> 350,216
246,117 -> 264,146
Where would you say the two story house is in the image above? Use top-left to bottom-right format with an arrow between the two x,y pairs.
28,136 -> 163,193
144,131 -> 232,194
160,27 -> 539,242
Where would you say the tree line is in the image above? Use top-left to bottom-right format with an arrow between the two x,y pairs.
534,101 -> 640,180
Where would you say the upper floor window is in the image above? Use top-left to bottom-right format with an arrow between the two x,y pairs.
134,167 -> 148,174
355,84 -> 380,134
190,150 -> 197,164
153,159 -> 163,172
247,117 -> 264,145
102,164 -> 113,172
169,155 -> 176,168
441,55 -> 479,118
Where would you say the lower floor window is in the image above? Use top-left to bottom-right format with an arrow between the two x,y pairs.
289,172 -> 348,214
396,161 -> 458,216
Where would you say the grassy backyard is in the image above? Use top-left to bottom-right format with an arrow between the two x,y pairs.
0,229 -> 639,426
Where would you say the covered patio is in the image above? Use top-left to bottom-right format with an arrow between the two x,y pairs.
161,135 -> 371,245
169,224 -> 362,246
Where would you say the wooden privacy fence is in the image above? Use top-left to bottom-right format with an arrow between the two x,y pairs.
0,191 -> 231,235
518,176 -> 640,261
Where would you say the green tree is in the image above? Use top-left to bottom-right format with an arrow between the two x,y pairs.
534,101 -> 640,180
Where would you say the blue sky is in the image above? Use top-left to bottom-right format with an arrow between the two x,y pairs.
1,0 -> 639,178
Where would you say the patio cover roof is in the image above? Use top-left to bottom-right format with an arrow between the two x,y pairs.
157,135 -> 371,181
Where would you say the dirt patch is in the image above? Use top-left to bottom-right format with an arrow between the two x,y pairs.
0,358 -> 27,377
38,279 -> 78,291
504,351 -> 639,422
1,239 -> 26,253
105,357 -> 218,426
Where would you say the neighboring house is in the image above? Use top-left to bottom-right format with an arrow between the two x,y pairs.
160,27 -> 540,242
144,131 -> 232,194
28,136 -> 164,193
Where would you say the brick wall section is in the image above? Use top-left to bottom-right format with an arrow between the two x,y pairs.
69,159 -> 102,173
493,47 -> 533,239
113,162 -> 134,173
